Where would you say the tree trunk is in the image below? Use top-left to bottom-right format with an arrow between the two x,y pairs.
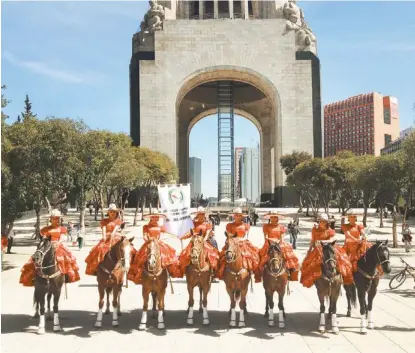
379,201 -> 384,228
392,211 -> 398,248
133,193 -> 140,226
142,195 -> 146,215
99,188 -> 105,219
80,206 -> 86,233
363,204 -> 368,227
35,204 -> 42,240
298,194 -> 303,212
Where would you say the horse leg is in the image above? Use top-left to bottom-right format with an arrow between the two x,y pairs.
111,286 -> 120,327
329,287 -> 340,335
264,290 -> 269,318
344,285 -> 352,317
105,287 -> 111,315
46,292 -> 53,320
228,286 -> 237,327
95,283 -> 105,328
277,287 -> 285,329
117,289 -> 122,316
367,282 -> 378,329
265,290 -> 274,327
238,285 -> 249,328
186,280 -> 195,325
317,285 -> 326,333
157,288 -> 166,330
139,287 -> 150,330
199,286 -> 203,314
36,286 -> 46,335
53,287 -> 62,332
202,280 -> 210,326
151,291 -> 157,319
357,286 -> 368,334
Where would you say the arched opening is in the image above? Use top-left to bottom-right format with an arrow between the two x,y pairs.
189,114 -> 261,202
175,67 -> 282,204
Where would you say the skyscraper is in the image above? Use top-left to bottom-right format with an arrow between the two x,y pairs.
189,157 -> 202,199
234,147 -> 244,199
324,93 -> 400,157
237,146 -> 261,202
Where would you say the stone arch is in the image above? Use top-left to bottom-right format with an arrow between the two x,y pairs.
175,66 -> 282,202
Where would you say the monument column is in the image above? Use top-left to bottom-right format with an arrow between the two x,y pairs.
199,0 -> 204,19
243,0 -> 248,19
214,0 -> 218,19
229,0 -> 234,19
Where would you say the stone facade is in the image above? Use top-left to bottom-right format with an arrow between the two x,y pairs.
130,1 -> 322,205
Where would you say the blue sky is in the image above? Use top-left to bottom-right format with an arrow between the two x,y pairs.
2,1 -> 415,198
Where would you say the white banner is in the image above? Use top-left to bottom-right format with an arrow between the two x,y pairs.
158,184 -> 194,239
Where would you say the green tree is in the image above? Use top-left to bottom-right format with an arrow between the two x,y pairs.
21,94 -> 37,121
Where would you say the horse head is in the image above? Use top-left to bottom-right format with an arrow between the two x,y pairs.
190,229 -> 205,266
109,235 -> 134,271
224,231 -> 240,264
322,240 -> 337,278
373,240 -> 391,274
147,239 -> 161,272
33,236 -> 56,275
267,239 -> 284,273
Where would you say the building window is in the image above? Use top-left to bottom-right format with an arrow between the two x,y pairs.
190,1 -> 200,18
384,109 -> 391,124
384,134 -> 392,147
234,1 -> 242,18
248,0 -> 253,17
205,1 -> 214,18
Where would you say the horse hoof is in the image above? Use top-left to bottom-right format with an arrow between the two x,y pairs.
268,320 -> 274,327
332,327 -> 339,335
279,322 -> 285,329
138,323 -> 146,331
186,318 -> 194,325
229,321 -> 236,327
346,311 -> 351,318
112,320 -> 119,327
203,319 -> 210,326
318,325 -> 325,333
198,307 -> 203,314
94,321 -> 102,328
38,327 -> 45,335
53,325 -> 62,332
238,321 -> 246,328
104,309 -> 110,315
368,322 -> 375,329
157,322 -> 165,330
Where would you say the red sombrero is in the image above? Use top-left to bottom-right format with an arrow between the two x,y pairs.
230,207 -> 248,217
142,213 -> 167,220
263,212 -> 286,220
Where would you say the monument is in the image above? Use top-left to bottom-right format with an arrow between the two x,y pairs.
130,0 -> 322,206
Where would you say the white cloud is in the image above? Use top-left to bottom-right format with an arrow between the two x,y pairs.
3,51 -> 104,84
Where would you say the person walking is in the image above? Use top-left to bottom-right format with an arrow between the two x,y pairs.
6,228 -> 15,254
402,223 -> 412,253
77,226 -> 84,250
67,221 -> 74,242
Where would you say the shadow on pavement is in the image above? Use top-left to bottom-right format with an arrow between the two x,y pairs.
1,309 -> 344,339
380,289 -> 415,298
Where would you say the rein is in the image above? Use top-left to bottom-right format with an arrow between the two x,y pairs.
33,241 -> 62,283
99,241 -> 128,285
356,244 -> 389,292
190,240 -> 210,273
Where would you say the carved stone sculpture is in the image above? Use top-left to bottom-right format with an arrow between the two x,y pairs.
282,0 -> 316,51
144,0 -> 165,33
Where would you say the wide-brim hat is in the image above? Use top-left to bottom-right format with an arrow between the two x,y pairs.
143,213 -> 167,220
318,213 -> 329,222
107,203 -> 121,213
230,207 -> 248,217
341,213 -> 362,219
50,209 -> 62,218
263,212 -> 286,220
191,206 -> 207,215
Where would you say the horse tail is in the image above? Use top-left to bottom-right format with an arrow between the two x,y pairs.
345,284 -> 357,308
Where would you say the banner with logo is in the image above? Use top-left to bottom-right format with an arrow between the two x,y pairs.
158,184 -> 194,238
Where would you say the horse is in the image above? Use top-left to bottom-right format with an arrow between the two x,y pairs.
263,240 -> 288,328
139,239 -> 168,330
223,232 -> 252,327
344,240 -> 391,334
94,235 -> 133,328
33,236 -> 65,334
314,240 -> 342,334
185,229 -> 213,326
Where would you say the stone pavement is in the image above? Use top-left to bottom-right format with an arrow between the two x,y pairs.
1,209 -> 415,353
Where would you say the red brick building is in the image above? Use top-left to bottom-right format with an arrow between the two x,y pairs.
324,93 -> 399,157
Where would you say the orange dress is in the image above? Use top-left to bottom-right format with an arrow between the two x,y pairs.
178,220 -> 220,273
254,223 -> 299,282
127,223 -> 181,284
216,222 -> 259,280
85,218 -> 122,276
1,235 -> 8,253
19,226 -> 80,287
300,226 -> 353,288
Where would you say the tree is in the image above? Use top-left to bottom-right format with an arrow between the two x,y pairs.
21,94 -> 37,121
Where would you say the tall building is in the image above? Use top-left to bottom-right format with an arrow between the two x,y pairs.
189,157 -> 201,199
324,93 -> 400,157
234,147 -> 244,199
239,147 -> 261,202
381,127 -> 414,155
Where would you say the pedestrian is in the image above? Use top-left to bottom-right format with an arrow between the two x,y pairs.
253,212 -> 259,226
288,221 -> 293,243
67,221 -> 74,242
77,227 -> 84,250
402,223 -> 412,253
89,204 -> 93,216
329,215 -> 336,230
7,228 -> 15,254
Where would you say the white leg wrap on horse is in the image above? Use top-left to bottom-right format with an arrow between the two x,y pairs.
230,309 -> 236,327
367,311 -> 374,329
53,313 -> 59,326
157,310 -> 165,329
187,307 -> 194,325
319,313 -> 325,332
331,314 -> 339,334
202,307 -> 209,325
238,309 -> 245,327
95,308 -> 103,328
112,306 -> 118,326
279,310 -> 285,328
38,314 -> 45,334
268,309 -> 274,326
360,314 -> 368,334
139,311 -> 147,330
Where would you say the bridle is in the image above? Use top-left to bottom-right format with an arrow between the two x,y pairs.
99,239 -> 130,283
225,237 -> 247,277
317,241 -> 341,287
266,243 -> 285,278
357,243 -> 390,290
190,236 -> 209,273
143,239 -> 163,278
33,239 -> 61,282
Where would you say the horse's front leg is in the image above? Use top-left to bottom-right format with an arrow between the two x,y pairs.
139,286 -> 150,330
46,292 -> 53,320
111,286 -> 120,327
238,282 -> 249,328
367,279 -> 378,329
264,290 -> 269,318
265,290 -> 275,327
186,279 -> 195,325
344,284 -> 352,317
95,283 -> 105,328
277,286 -> 285,329
105,287 -> 111,315
329,285 -> 340,334
201,278 -> 210,325
157,288 -> 166,330
227,285 -> 237,328
117,289 -> 122,316
316,283 -> 326,333
151,291 -> 157,319
199,285 -> 203,314
53,288 -> 62,332
35,285 -> 46,335
357,285 -> 368,334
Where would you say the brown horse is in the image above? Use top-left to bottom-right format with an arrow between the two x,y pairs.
33,237 -> 65,334
185,229 -> 213,326
224,232 -> 251,327
263,240 -> 288,328
139,239 -> 168,330
314,241 -> 342,334
95,235 -> 133,328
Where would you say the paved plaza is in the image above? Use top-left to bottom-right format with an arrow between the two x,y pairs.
1,209 -> 415,353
